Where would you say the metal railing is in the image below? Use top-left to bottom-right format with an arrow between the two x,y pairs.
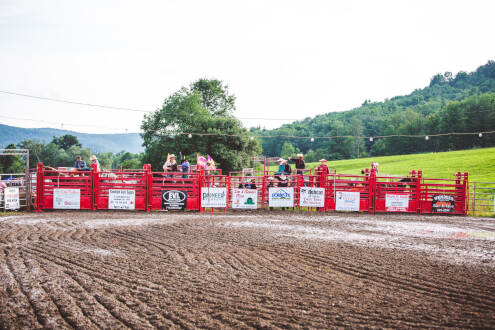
469,182 -> 495,216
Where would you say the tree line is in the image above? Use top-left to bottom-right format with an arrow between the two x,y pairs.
251,60 -> 495,162
1,135 -> 142,173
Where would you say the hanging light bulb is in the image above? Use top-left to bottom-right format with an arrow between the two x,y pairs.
479,133 -> 483,138
369,137 -> 374,142
310,137 -> 314,142
188,133 -> 192,138
425,136 -> 429,141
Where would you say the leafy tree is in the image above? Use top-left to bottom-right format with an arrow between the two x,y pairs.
51,134 -> 81,150
141,79 -> 260,173
280,141 -> 296,159
0,144 -> 24,173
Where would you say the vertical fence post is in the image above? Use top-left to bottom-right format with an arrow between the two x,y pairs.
472,181 -> 476,217
463,172 -> 468,215
416,170 -> 422,214
144,164 -> 152,212
35,162 -> 44,212
369,168 -> 376,213
91,163 -> 97,210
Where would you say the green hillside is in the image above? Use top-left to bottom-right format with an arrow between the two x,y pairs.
253,60 -> 495,161
304,147 -> 495,183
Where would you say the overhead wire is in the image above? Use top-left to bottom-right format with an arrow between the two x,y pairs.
1,89 -> 494,138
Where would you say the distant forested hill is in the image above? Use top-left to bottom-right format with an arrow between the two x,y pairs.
0,124 -> 143,153
252,60 -> 495,161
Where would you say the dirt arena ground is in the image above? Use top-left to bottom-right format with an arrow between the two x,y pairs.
0,211 -> 494,329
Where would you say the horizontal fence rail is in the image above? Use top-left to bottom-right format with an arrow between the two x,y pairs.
29,162 -> 469,215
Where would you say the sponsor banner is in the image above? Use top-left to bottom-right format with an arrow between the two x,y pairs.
232,189 -> 258,209
53,189 -> 80,209
4,187 -> 20,210
162,190 -> 187,210
335,191 -> 360,211
299,187 -> 325,207
201,187 -> 227,208
385,194 -> 409,212
432,194 -> 455,213
109,189 -> 135,210
268,187 -> 294,207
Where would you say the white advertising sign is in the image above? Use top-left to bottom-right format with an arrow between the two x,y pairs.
109,189 -> 135,210
4,187 -> 20,210
53,189 -> 80,209
335,191 -> 360,211
385,194 -> 409,212
232,189 -> 258,209
300,187 -> 325,207
269,187 -> 294,207
201,187 -> 227,208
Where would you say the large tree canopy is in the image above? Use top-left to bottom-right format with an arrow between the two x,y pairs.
141,79 -> 260,173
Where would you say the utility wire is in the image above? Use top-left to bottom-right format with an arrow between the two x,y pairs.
1,89 -> 493,121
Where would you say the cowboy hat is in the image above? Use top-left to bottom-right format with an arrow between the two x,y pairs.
277,158 -> 284,163
169,154 -> 176,158
90,155 -> 98,161
297,153 -> 303,158
279,175 -> 287,180
319,159 -> 327,162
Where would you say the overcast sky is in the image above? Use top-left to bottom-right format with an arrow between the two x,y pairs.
0,0 -> 494,134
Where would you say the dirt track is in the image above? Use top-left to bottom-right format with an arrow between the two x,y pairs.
0,211 -> 494,329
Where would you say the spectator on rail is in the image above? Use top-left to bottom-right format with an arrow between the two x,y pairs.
163,154 -> 178,178
90,155 -> 101,172
181,158 -> 190,178
275,158 -> 285,176
288,153 -> 305,175
283,160 -> 292,176
316,159 -> 330,175
74,156 -> 90,171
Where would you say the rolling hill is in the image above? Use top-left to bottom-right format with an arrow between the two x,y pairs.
0,124 -> 143,153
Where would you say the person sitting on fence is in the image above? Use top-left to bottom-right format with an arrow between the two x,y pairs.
316,159 -> 330,175
288,153 -> 305,175
181,158 -> 190,178
74,156 -> 90,171
90,155 -> 101,172
283,160 -> 292,175
163,154 -> 178,178
275,158 -> 285,175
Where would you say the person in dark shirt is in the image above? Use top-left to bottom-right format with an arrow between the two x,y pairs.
288,153 -> 306,175
283,160 -> 292,175
74,156 -> 90,171
181,158 -> 190,178
316,159 -> 330,175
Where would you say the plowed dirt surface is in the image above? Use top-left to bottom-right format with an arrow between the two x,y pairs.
1,211 -> 494,329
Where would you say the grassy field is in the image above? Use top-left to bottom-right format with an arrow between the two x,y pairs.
268,147 -> 495,183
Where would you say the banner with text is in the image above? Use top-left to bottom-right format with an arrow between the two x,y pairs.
162,190 -> 187,210
385,194 -> 409,212
232,189 -> 258,209
299,187 -> 325,207
53,189 -> 80,209
109,189 -> 136,210
4,187 -> 20,210
201,187 -> 227,208
432,195 -> 455,213
269,187 -> 294,207
335,191 -> 360,211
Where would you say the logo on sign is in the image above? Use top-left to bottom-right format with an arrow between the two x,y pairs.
162,190 -> 187,210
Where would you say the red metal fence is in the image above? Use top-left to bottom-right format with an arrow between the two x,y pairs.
33,162 -> 469,215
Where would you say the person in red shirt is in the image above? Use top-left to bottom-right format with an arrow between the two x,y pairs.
316,159 -> 329,175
